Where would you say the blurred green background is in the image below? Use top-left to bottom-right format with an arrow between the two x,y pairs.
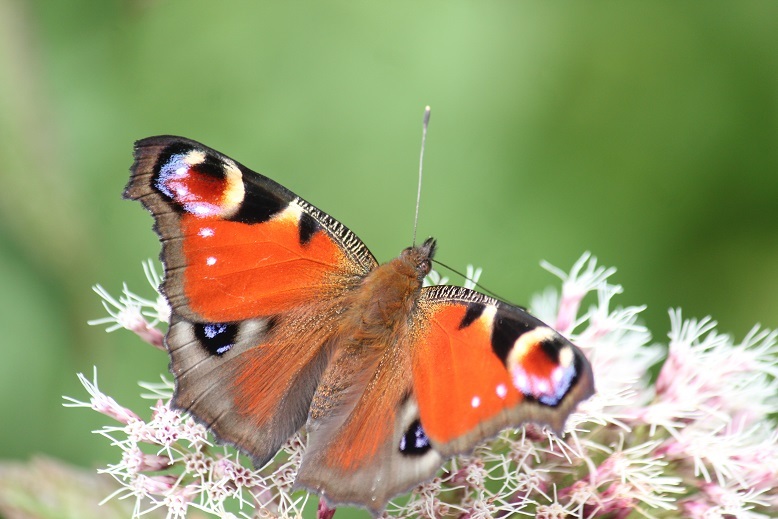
1,0 -> 777,512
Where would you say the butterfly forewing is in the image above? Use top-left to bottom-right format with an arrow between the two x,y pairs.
125,136 -> 377,323
412,285 -> 594,457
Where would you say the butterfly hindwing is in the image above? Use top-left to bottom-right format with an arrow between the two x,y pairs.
125,136 -> 378,465
166,307 -> 343,466
295,336 -> 443,514
412,285 -> 594,457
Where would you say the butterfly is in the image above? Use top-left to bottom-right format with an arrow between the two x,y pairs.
125,135 -> 594,514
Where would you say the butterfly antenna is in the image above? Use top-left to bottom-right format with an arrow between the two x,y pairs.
432,258 -> 518,305
412,106 -> 431,247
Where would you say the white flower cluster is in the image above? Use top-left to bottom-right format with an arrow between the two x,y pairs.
65,371 -> 309,518
77,254 -> 777,518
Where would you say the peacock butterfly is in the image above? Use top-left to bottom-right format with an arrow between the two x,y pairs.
124,134 -> 594,514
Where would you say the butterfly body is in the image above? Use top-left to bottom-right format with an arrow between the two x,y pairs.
125,136 -> 594,514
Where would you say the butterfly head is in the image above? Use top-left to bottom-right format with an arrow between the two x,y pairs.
402,237 -> 437,280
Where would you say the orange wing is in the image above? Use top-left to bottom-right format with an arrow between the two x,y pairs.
412,285 -> 594,457
125,136 -> 377,322
125,136 -> 378,465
